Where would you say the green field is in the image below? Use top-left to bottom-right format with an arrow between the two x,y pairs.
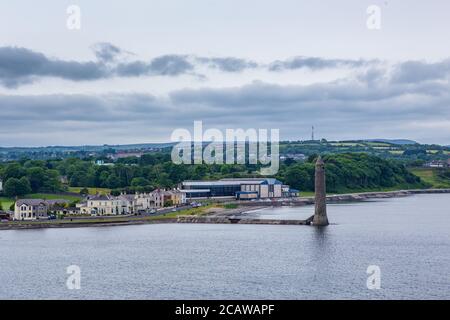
410,168 -> 450,188
0,193 -> 81,210
389,150 -> 404,155
0,197 -> 14,211
68,187 -> 111,195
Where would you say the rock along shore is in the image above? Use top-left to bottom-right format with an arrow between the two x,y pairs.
236,188 -> 450,207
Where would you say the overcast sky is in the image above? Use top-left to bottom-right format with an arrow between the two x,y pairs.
1,0 -> 450,146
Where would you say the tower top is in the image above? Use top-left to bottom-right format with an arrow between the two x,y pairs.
315,155 -> 324,165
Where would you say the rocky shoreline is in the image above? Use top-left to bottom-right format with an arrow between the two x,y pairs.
237,188 -> 450,207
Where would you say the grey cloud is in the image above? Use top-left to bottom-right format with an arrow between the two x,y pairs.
2,44 -> 450,92
92,42 -> 124,62
390,59 -> 450,84
147,55 -> 194,76
196,57 -> 259,72
116,55 -> 195,77
269,56 -> 377,71
0,46 -> 196,87
0,47 -> 109,88
1,76 -> 450,145
0,44 -> 385,88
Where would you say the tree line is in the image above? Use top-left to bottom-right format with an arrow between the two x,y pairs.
0,152 -> 428,197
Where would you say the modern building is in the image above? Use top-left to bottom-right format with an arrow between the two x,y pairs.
180,178 -> 296,200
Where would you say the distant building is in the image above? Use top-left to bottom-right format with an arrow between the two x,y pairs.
94,160 -> 114,166
179,178 -> 296,200
424,160 -> 448,168
280,153 -> 306,161
0,178 -> 3,192
59,175 -> 69,184
108,152 -> 144,160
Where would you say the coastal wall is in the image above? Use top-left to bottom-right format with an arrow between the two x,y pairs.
177,215 -> 313,225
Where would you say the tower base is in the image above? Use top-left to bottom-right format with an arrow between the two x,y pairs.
312,214 -> 329,226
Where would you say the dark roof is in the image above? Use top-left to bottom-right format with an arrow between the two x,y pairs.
16,199 -> 47,206
16,199 -> 70,206
45,199 -> 70,205
88,195 -> 111,201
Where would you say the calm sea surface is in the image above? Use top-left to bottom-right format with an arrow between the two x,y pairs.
0,194 -> 449,299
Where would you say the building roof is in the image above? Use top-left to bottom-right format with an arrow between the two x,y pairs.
45,199 -> 70,205
88,194 -> 112,201
179,189 -> 211,193
118,194 -> 136,202
16,199 -> 70,207
182,178 -> 282,187
16,199 -> 47,206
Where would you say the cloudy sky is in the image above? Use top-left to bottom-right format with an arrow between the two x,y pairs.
1,0 -> 450,146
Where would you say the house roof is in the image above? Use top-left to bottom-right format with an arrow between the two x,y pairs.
88,194 -> 112,201
45,199 -> 70,205
16,199 -> 47,206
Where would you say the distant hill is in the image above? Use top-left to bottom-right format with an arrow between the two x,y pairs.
362,139 -> 418,145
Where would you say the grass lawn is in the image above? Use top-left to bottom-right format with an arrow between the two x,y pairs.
68,187 -> 111,195
410,168 -> 450,188
0,197 -> 14,211
0,193 -> 82,210
389,150 -> 404,155
25,193 -> 81,201
299,191 -> 315,197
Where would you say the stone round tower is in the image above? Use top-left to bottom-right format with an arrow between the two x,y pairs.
312,155 -> 329,226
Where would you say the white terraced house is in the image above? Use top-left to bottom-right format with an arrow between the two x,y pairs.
77,190 -> 186,216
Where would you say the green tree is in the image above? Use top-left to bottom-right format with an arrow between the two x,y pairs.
79,188 -> 89,196
3,163 -> 25,180
4,177 -> 32,197
131,177 -> 151,187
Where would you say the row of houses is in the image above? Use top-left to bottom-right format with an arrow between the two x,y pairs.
76,190 -> 186,216
13,189 -> 186,221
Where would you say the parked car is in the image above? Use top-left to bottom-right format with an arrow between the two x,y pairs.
191,202 -> 202,208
